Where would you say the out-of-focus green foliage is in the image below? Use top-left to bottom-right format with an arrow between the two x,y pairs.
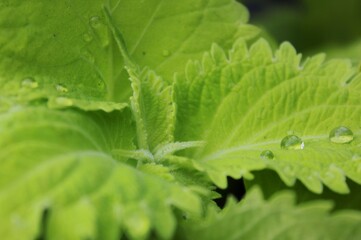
240,0 -> 361,56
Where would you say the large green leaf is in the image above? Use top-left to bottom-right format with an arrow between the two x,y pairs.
0,106 -> 202,240
180,187 -> 361,240
175,38 -> 361,194
106,9 -> 208,162
110,0 -> 259,85
0,0 -> 258,109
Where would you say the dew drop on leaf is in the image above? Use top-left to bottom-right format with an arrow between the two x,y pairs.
260,150 -> 274,160
55,84 -> 68,93
280,135 -> 304,150
81,49 -> 95,63
21,78 -> 38,89
55,97 -> 73,106
82,32 -> 93,42
88,16 -> 109,47
329,126 -> 353,144
162,50 -> 170,57
97,80 -> 106,90
89,16 -> 101,28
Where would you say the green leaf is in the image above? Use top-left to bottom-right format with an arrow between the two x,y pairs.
245,169 -> 361,211
109,0 -> 259,84
0,0 -> 128,109
180,187 -> 361,240
0,0 -> 258,109
175,38 -> 361,193
0,106 -> 202,240
106,8 -> 205,160
128,67 -> 175,152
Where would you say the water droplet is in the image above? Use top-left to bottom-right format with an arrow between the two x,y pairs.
82,32 -> 93,42
329,126 -> 353,144
260,150 -> 274,160
55,84 -> 68,93
89,16 -> 101,28
21,78 -> 38,89
81,50 -> 95,63
97,80 -> 106,90
162,50 -> 170,57
87,17 -> 109,47
280,135 -> 304,150
55,97 -> 73,106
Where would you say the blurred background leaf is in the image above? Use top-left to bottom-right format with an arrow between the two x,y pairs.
240,0 -> 361,60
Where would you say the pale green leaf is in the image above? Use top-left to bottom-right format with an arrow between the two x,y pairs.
0,106 -> 202,240
175,39 -> 361,193
106,8 -> 202,159
180,187 -> 361,240
128,67 -> 176,152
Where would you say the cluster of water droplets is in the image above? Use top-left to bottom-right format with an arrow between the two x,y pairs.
82,15 -> 109,47
79,15 -> 107,93
19,15 -> 110,109
80,15 -> 109,65
260,126 -> 354,160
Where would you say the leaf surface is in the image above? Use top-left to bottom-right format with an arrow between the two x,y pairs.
110,0 -> 259,84
175,39 -> 361,193
0,0 -> 127,109
127,67 -> 175,152
0,106 -> 201,240
180,187 -> 361,240
0,0 -> 258,109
